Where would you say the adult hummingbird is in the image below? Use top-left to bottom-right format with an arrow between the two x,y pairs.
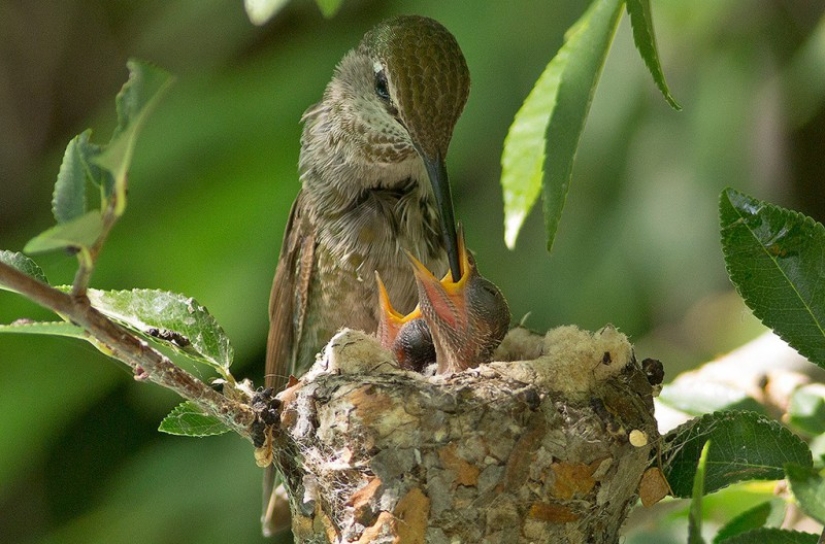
263,15 -> 470,535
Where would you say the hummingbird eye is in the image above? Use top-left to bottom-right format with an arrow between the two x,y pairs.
374,69 -> 391,103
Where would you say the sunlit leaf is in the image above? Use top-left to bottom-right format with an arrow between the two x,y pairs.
85,288 -> 233,372
315,0 -> 344,18
0,250 -> 48,286
24,211 -> 103,255
713,500 -> 787,544
662,410 -> 812,498
244,0 -> 290,25
501,0 -> 623,250
720,188 -> 825,369
788,384 -> 825,435
94,60 -> 173,216
658,380 -> 766,417
688,440 -> 710,544
158,401 -> 230,437
785,463 -> 825,525
625,0 -> 680,110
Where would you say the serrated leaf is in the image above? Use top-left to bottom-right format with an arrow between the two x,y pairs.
714,499 -> 787,544
24,211 -> 103,254
315,0 -> 343,18
158,401 -> 230,437
661,410 -> 812,498
788,384 -> 825,435
501,0 -> 624,250
0,319 -> 121,359
51,130 -> 112,225
718,528 -> 818,544
244,0 -> 289,25
85,288 -> 233,372
53,131 -> 91,223
94,60 -> 173,216
688,440 -> 710,544
720,188 -> 825,369
625,0 -> 681,110
0,250 -> 48,286
0,320 -> 86,339
785,463 -> 825,524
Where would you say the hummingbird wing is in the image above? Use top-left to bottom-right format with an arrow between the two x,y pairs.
262,189 -> 316,536
265,189 -> 315,393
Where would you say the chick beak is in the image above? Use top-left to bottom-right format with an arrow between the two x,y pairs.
407,232 -> 473,336
375,272 -> 435,372
408,230 -> 510,374
375,271 -> 416,349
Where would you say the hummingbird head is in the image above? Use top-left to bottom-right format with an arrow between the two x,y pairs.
359,15 -> 470,163
325,15 -> 470,280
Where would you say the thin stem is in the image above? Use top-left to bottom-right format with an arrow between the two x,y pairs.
70,246 -> 96,298
71,189 -> 120,298
0,260 -> 256,440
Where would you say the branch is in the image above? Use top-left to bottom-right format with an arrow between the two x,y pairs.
0,260 -> 256,440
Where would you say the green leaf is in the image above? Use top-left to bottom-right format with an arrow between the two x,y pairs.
625,0 -> 681,110
94,60 -> 173,216
500,0 -> 624,250
788,384 -> 825,435
0,250 -> 48,285
658,380 -> 767,417
688,440 -> 710,544
0,320 -> 86,339
158,401 -> 230,437
52,130 -> 112,224
662,410 -> 812,498
85,288 -> 233,372
53,131 -> 91,223
785,463 -> 825,524
0,320 -> 126,363
720,188 -> 825,369
24,211 -> 103,254
714,500 -> 787,544
809,433 -> 825,466
717,529 -> 819,544
315,0 -> 343,18
243,0 -> 290,25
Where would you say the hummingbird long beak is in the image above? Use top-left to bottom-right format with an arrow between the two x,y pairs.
407,229 -> 511,374
422,153 -> 461,283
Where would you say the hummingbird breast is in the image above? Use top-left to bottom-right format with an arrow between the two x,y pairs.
290,85 -> 449,370
297,161 -> 447,369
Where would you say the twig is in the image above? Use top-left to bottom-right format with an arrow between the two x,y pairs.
0,260 -> 256,440
71,192 -> 120,298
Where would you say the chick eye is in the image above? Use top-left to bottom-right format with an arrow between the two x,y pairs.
374,69 -> 391,102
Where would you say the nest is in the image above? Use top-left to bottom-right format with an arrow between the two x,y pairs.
272,325 -> 660,544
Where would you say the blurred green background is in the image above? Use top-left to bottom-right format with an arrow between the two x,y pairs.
1,0 -> 824,542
